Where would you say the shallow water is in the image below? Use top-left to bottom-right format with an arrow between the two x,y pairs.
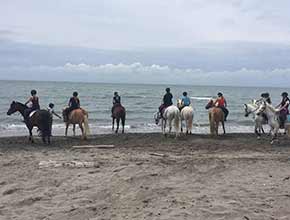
1,80 -> 288,136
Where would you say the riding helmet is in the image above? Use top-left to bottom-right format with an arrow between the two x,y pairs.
281,92 -> 288,97
73,91 -> 78,97
183,92 -> 187,96
261,93 -> 270,98
31,89 -> 37,95
114,91 -> 118,95
166,88 -> 170,92
217,92 -> 223,97
49,103 -> 54,108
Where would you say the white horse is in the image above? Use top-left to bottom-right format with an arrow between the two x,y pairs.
154,105 -> 181,137
177,99 -> 194,134
256,101 -> 280,144
244,100 -> 267,139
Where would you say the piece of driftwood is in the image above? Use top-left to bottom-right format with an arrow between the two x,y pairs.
71,145 -> 115,149
149,153 -> 167,157
39,160 -> 99,168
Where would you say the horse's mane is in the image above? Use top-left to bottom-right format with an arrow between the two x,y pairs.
265,102 -> 279,113
14,101 -> 27,108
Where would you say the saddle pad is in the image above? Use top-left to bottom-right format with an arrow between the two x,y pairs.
29,110 -> 37,118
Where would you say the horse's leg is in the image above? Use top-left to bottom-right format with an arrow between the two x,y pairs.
215,121 -> 219,136
79,123 -> 85,139
162,119 -> 166,135
73,124 -> 76,136
121,117 -> 125,134
115,118 -> 120,134
255,124 -> 261,139
29,128 -> 34,143
65,123 -> 69,136
112,117 -> 115,131
181,119 -> 183,133
169,118 -> 172,134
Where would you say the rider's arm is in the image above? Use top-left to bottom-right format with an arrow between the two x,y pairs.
280,100 -> 290,110
24,97 -> 32,105
224,99 -> 227,108
52,111 -> 62,119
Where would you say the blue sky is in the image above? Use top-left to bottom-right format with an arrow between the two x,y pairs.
1,0 -> 290,86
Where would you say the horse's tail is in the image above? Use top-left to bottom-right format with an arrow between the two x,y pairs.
174,110 -> 180,135
187,110 -> 194,132
83,114 -> 90,136
40,111 -> 52,138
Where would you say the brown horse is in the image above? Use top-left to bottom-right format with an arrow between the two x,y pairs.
63,108 -> 90,139
205,99 -> 225,135
7,101 -> 52,143
112,104 -> 126,133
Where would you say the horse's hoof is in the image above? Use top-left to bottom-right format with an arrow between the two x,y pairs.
257,136 -> 261,140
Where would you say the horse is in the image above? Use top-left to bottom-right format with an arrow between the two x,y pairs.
205,99 -> 225,135
154,105 -> 181,137
256,101 -> 280,144
244,100 -> 267,139
177,99 -> 194,134
112,104 -> 126,133
62,108 -> 90,139
7,101 -> 52,144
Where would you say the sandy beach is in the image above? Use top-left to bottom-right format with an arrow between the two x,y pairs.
0,133 -> 290,220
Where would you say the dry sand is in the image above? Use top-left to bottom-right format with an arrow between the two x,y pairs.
0,133 -> 290,220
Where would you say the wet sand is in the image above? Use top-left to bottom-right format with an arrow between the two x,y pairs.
0,133 -> 290,220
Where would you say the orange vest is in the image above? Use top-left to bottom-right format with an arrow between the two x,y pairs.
216,97 -> 225,107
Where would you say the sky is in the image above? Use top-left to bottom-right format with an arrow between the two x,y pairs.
1,0 -> 290,86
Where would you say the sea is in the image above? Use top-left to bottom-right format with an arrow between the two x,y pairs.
0,80 -> 288,137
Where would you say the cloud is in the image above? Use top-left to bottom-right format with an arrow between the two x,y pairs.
1,62 -> 290,88
1,0 -> 290,49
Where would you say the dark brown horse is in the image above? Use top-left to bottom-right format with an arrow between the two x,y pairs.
112,104 -> 126,133
205,99 -> 225,136
7,101 -> 52,143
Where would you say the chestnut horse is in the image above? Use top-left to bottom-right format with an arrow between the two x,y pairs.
205,99 -> 225,135
63,108 -> 90,139
112,104 -> 126,133
7,101 -> 52,143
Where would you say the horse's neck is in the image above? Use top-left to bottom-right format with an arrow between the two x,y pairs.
16,102 -> 27,117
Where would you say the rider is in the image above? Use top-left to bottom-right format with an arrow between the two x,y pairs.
159,88 -> 173,116
276,92 -> 290,128
48,103 -> 62,119
64,91 -> 80,122
261,92 -> 272,104
214,92 -> 229,121
24,89 -> 40,120
111,91 -> 121,117
179,91 -> 191,110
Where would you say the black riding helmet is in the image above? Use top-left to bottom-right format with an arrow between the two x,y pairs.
73,91 -> 78,97
281,92 -> 288,97
217,92 -> 223,97
261,93 -> 270,98
166,88 -> 170,92
183,91 -> 187,96
114,91 -> 118,96
31,89 -> 37,95
49,103 -> 54,108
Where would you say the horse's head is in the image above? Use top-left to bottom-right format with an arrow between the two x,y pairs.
244,104 -> 250,117
7,101 -> 20,115
205,99 -> 214,109
177,99 -> 183,109
154,112 -> 161,125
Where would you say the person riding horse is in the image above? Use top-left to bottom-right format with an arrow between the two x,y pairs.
24,89 -> 40,121
63,91 -> 80,122
179,91 -> 191,111
213,92 -> 229,121
159,88 -> 173,117
258,93 -> 272,122
276,92 -> 290,128
111,91 -> 121,117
